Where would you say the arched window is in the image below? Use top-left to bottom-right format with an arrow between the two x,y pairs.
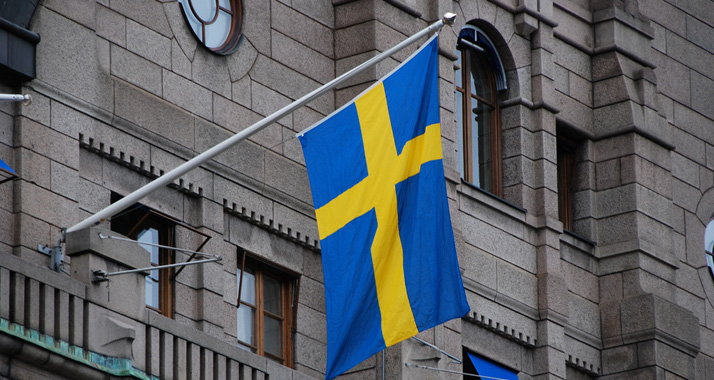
705,220 -> 714,278
455,25 -> 507,195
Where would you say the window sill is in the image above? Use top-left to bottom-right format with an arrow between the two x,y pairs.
562,229 -> 596,247
457,179 -> 527,221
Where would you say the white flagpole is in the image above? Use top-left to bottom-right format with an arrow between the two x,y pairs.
66,13 -> 457,234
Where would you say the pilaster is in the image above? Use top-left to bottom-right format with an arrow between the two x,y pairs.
589,2 -> 700,379
529,3 -> 569,374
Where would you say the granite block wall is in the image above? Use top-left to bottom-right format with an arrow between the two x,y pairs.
1,0 -> 714,379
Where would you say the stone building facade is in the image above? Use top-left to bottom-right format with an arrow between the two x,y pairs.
0,0 -> 712,379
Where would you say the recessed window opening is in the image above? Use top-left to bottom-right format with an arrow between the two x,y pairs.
109,192 -> 211,318
111,200 -> 176,317
557,136 -> 578,231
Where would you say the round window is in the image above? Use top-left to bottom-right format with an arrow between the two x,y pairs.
178,0 -> 243,55
705,220 -> 714,277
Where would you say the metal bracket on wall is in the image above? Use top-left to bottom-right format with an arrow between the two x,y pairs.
38,234 -> 64,273
411,336 -> 462,364
91,257 -> 222,283
88,233 -> 221,283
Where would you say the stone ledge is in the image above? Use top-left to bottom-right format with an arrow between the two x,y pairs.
592,7 -> 654,38
0,249 -> 85,297
79,134 -> 203,198
458,180 -> 528,220
223,200 -> 321,252
598,239 -> 680,271
620,293 -> 700,357
463,276 -> 540,321
565,324 -> 603,350
566,354 -> 600,376
463,311 -> 537,348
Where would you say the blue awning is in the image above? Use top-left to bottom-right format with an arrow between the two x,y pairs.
467,352 -> 519,380
0,157 -> 15,175
0,157 -> 17,184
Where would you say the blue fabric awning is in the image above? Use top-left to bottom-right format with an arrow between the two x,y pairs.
0,157 -> 17,184
467,352 -> 519,380
0,157 -> 15,175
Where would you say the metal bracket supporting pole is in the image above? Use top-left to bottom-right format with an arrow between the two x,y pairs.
38,234 -> 65,272
91,257 -> 222,283
97,233 -> 220,259
411,336 -> 462,364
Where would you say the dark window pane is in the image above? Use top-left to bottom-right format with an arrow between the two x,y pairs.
263,274 -> 282,316
264,316 -> 282,357
470,98 -> 494,189
476,102 -> 494,190
557,137 -> 577,231
468,50 -> 492,100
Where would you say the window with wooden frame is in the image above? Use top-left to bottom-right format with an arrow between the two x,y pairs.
110,195 -> 176,317
455,25 -> 506,196
236,249 -> 299,367
557,136 -> 577,231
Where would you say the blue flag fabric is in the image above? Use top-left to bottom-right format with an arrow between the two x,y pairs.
298,36 -> 470,380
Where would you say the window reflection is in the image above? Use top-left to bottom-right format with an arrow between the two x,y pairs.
705,221 -> 714,277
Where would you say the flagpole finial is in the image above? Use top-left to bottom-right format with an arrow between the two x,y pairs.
443,13 -> 457,26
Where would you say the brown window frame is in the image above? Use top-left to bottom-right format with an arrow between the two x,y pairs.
237,249 -> 299,367
557,136 -> 577,231
456,37 -> 503,196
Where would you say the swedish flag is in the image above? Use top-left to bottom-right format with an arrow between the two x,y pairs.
298,36 -> 470,380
